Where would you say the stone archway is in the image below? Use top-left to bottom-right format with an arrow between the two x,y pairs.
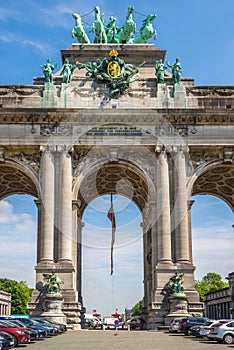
192,163 -> 234,212
0,163 -> 38,200
73,153 -> 155,321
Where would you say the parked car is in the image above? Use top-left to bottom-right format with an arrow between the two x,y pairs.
127,317 -> 146,330
0,320 -> 30,347
11,317 -> 56,336
179,317 -> 210,335
0,331 -> 15,349
207,320 -> 234,344
31,318 -> 61,334
199,320 -> 218,338
169,318 -> 186,333
43,318 -> 67,332
4,319 -> 40,340
85,317 -> 103,329
7,319 -> 47,339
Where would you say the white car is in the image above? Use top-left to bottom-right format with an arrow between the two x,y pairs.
199,320 -> 217,337
207,320 -> 234,344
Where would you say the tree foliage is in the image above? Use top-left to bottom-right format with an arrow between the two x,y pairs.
0,278 -> 33,314
132,300 -> 142,316
195,272 -> 229,302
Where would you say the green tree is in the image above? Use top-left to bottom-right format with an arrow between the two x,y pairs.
0,278 -> 33,314
132,300 -> 142,316
195,272 -> 229,302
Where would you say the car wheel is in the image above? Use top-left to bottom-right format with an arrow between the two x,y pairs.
11,335 -> 18,347
223,334 -> 234,344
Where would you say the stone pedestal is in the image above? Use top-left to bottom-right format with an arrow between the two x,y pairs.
165,295 -> 191,325
41,83 -> 57,108
40,294 -> 66,324
174,83 -> 186,108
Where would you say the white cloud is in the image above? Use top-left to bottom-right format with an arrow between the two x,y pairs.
0,199 -> 37,287
0,201 -> 18,223
0,32 -> 50,54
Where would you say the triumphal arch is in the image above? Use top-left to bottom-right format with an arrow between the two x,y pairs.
0,7 -> 233,328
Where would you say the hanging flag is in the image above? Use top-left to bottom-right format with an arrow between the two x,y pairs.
107,193 -> 116,275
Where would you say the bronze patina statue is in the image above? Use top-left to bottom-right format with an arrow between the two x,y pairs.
166,58 -> 182,84
72,13 -> 90,44
92,5 -> 107,43
169,272 -> 185,296
77,49 -> 139,98
43,272 -> 64,295
135,14 -> 157,43
117,6 -> 136,44
40,58 -> 58,84
155,59 -> 167,83
61,58 -> 76,83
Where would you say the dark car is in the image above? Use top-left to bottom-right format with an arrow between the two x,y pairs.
44,318 -> 67,332
11,317 -> 56,336
0,331 -> 15,349
179,317 -> 210,335
127,317 -> 146,330
189,324 -> 203,337
32,318 -> 65,333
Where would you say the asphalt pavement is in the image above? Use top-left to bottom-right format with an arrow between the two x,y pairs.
22,329 -> 234,350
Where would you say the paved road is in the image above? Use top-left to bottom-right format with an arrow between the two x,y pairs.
22,330 -> 234,350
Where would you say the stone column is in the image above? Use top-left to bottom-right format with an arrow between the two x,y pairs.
34,200 -> 42,263
156,149 -> 172,263
150,203 -> 157,268
40,146 -> 55,262
188,200 -> 195,263
173,147 -> 190,262
58,146 -> 73,263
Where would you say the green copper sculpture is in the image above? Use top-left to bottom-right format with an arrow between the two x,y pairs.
61,58 -> 76,83
40,58 -> 58,83
155,59 -> 167,83
43,272 -> 64,295
166,58 -> 182,84
77,49 -> 139,98
72,13 -> 90,44
106,16 -> 118,43
135,14 -> 157,43
92,5 -> 107,43
168,272 -> 185,296
118,6 -> 136,44
71,6 -> 157,44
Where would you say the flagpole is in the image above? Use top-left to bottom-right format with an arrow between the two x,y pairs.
108,193 -> 116,275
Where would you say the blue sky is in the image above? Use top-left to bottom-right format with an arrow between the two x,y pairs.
0,0 -> 233,316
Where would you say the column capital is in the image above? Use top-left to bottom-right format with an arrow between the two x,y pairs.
72,199 -> 81,210
188,199 -> 195,210
172,145 -> 189,156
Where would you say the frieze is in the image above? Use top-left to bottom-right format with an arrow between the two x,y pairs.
155,124 -> 197,137
0,112 -> 233,126
40,124 -> 72,136
186,87 -> 234,97
0,86 -> 41,96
